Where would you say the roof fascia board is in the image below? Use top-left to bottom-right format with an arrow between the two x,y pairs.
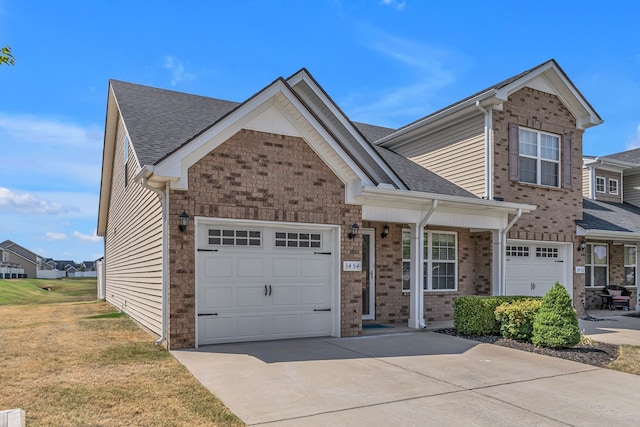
359,186 -> 536,214
584,229 -> 640,241
377,91 -> 497,147
152,80 -> 374,190
97,85 -> 118,236
288,70 -> 406,189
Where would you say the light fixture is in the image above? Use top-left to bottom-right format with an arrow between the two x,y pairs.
348,223 -> 359,240
578,240 -> 586,251
381,224 -> 390,239
179,211 -> 189,233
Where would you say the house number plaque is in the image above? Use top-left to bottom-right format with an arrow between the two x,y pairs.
343,261 -> 362,271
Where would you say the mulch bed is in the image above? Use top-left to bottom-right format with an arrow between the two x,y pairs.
435,328 -> 619,368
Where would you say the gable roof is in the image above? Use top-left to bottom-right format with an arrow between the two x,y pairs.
0,240 -> 38,264
601,148 -> 640,165
577,199 -> 640,238
378,59 -> 603,147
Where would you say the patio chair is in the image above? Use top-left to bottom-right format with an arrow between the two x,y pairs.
603,285 -> 632,310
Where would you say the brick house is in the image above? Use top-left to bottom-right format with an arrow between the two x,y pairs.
98,60 -> 602,349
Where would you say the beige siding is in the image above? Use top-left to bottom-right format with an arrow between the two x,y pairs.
624,173 -> 640,207
394,116 -> 486,197
582,168 -> 591,198
104,116 -> 163,335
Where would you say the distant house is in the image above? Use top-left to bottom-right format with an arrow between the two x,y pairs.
81,261 -> 96,271
53,260 -> 77,271
0,240 -> 42,278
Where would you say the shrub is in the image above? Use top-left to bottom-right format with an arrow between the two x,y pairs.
494,298 -> 542,341
454,296 -> 533,335
532,283 -> 580,348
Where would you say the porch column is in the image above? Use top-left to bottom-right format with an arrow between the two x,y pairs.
408,223 -> 425,329
492,230 -> 505,296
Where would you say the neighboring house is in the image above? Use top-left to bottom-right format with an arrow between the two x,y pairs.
580,153 -> 640,308
81,261 -> 96,271
98,59 -> 600,350
0,240 -> 41,278
53,260 -> 77,271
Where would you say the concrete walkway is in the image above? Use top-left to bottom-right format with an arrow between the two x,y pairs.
173,330 -> 640,426
579,310 -> 640,345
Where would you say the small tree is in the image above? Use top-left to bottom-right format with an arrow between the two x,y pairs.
1,46 -> 15,67
532,283 -> 580,348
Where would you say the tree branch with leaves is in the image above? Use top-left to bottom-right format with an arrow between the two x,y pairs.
1,46 -> 15,66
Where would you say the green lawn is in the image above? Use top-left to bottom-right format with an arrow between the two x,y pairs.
0,277 -> 97,305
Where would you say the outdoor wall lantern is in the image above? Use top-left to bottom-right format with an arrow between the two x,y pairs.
381,224 -> 390,239
179,211 -> 189,233
578,240 -> 586,251
348,223 -> 360,240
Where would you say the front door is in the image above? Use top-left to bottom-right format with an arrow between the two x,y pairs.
362,229 -> 375,320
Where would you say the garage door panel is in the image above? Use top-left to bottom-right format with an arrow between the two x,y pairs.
505,241 -> 570,298
272,257 -> 298,277
301,258 -> 330,278
237,286 -> 266,307
271,285 -> 298,306
203,256 -> 233,279
201,286 -> 233,309
272,314 -> 298,335
237,316 -> 266,337
237,257 -> 265,277
301,286 -> 331,305
300,312 -> 332,333
199,317 -> 233,341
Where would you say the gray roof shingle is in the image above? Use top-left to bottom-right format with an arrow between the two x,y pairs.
577,199 -> 640,233
602,148 -> 640,164
110,80 -> 240,166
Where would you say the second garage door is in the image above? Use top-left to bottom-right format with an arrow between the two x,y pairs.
505,240 -> 572,298
196,221 -> 337,346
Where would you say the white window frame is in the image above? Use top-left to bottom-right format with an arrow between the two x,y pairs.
624,245 -> 636,287
608,178 -> 619,195
595,176 -> 605,193
518,127 -> 561,187
1,251 -> 8,263
585,243 -> 608,287
402,230 -> 458,292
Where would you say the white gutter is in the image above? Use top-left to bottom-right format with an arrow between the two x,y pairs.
499,208 -> 522,296
475,101 -> 493,200
418,200 -> 438,329
138,171 -> 169,346
583,230 -> 640,241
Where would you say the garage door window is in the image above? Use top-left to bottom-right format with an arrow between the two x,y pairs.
402,230 -> 457,292
536,247 -> 559,258
585,244 -> 608,287
275,231 -> 321,248
507,246 -> 529,257
208,229 -> 262,246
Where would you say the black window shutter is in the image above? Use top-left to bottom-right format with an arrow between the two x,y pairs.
563,134 -> 572,189
508,123 -> 519,181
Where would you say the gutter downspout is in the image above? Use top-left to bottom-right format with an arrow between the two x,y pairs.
499,208 -> 522,296
476,101 -> 493,200
140,176 -> 169,346
415,200 -> 438,328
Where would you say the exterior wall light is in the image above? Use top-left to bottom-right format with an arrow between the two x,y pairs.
348,223 -> 359,240
578,240 -> 586,251
179,211 -> 189,233
381,224 -> 390,239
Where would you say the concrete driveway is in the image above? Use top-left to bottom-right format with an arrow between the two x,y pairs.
173,329 -> 640,426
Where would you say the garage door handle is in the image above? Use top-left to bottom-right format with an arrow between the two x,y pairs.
264,285 -> 268,296
197,249 -> 218,252
198,313 -> 218,317
314,308 -> 331,312
269,285 -> 272,296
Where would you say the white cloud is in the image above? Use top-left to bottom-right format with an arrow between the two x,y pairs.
0,187 -> 68,214
164,56 -> 195,86
73,230 -> 101,242
626,123 -> 640,149
0,113 -> 101,148
46,232 -> 67,240
380,0 -> 406,11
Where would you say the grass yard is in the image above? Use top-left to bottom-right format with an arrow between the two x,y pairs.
0,277 -> 97,305
0,279 -> 244,426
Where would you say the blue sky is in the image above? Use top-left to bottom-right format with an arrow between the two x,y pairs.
1,0 -> 639,262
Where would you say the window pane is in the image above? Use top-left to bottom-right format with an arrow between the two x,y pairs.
540,161 -> 558,187
519,157 -> 537,183
625,267 -> 636,286
540,134 -> 559,160
432,233 -> 455,261
593,266 -> 607,286
432,262 -> 455,290
402,231 -> 411,260
625,246 -> 637,265
585,245 -> 592,264
596,178 -> 605,192
585,267 -> 592,287
593,245 -> 607,264
402,261 -> 410,291
519,129 -> 537,156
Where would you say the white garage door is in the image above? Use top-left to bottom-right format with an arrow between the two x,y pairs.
196,221 -> 336,345
505,241 -> 572,298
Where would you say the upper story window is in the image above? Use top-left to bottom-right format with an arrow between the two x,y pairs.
518,128 -> 560,187
595,176 -> 605,193
123,136 -> 129,188
608,178 -> 619,195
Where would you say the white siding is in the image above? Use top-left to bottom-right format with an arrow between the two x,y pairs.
582,168 -> 591,198
393,116 -> 486,197
624,173 -> 640,207
104,117 -> 163,335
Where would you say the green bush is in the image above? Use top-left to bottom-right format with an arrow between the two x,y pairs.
532,283 -> 580,348
494,298 -> 542,341
454,296 -> 533,335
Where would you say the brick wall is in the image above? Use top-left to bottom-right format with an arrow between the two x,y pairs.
167,129 -> 361,349
493,87 -> 585,307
